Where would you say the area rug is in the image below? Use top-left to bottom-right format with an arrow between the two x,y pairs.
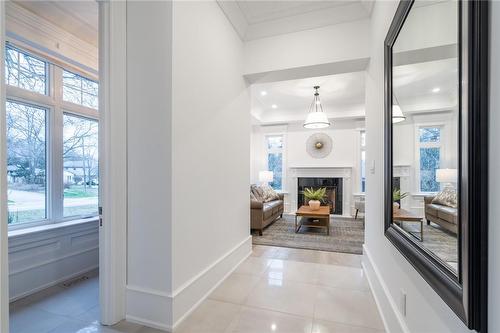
251,216 -> 365,255
402,222 -> 458,265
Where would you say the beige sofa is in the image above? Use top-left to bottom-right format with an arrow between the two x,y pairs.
250,185 -> 284,236
424,196 -> 458,234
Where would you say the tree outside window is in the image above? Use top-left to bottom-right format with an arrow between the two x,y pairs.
419,127 -> 441,192
63,114 -> 99,217
266,135 -> 283,190
6,101 -> 47,224
4,44 -> 99,227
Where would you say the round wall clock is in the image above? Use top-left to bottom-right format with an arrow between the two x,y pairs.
306,132 -> 333,159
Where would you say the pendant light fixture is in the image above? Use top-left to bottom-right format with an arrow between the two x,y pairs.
303,86 -> 330,129
392,104 -> 406,123
392,95 -> 406,123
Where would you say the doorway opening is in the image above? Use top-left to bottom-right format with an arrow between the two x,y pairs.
249,74 -> 367,255
3,2 -> 103,332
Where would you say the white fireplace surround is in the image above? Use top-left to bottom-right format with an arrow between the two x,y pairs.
288,166 -> 352,217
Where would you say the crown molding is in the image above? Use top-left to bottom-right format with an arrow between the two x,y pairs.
217,0 -> 373,42
5,2 -> 98,74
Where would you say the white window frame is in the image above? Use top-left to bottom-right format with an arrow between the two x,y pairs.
5,44 -> 99,231
360,130 -> 366,193
265,133 -> 286,191
414,123 -> 445,194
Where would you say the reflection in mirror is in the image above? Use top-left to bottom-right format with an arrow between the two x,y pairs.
391,0 -> 458,274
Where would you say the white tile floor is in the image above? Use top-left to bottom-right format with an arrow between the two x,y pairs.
177,245 -> 385,333
9,246 -> 385,333
9,271 -> 163,333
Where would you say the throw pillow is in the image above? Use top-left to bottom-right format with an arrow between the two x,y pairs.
432,187 -> 458,208
251,185 -> 265,202
250,191 -> 259,202
261,184 -> 280,202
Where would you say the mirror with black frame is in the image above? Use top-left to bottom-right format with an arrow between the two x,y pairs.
392,0 -> 459,274
384,0 -> 488,331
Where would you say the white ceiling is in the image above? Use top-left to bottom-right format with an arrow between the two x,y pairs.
13,0 -> 98,47
236,1 -> 353,24
394,58 -> 458,115
251,72 -> 366,124
251,58 -> 457,125
218,0 -> 373,41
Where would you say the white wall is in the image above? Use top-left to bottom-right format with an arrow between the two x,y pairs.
170,0 -> 251,325
251,121 -> 364,215
125,0 -> 174,327
243,19 -> 370,76
251,122 -> 363,186
362,2 -> 483,333
125,1 -> 251,330
489,2 -> 500,331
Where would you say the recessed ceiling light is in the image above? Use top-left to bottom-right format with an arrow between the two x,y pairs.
271,104 -> 278,109
432,87 -> 441,93
260,91 -> 267,96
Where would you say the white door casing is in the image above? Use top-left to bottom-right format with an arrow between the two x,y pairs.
98,1 -> 128,326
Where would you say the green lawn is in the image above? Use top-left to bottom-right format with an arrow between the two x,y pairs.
64,186 -> 98,198
8,209 -> 45,225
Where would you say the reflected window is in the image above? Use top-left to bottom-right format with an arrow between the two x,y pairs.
6,101 -> 47,224
360,131 -> 366,192
419,126 -> 441,192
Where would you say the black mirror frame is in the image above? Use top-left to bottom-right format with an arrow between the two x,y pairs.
384,0 -> 489,331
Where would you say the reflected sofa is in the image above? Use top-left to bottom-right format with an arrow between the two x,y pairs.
424,195 -> 458,234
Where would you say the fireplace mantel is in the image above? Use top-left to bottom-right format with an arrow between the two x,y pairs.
287,166 -> 353,217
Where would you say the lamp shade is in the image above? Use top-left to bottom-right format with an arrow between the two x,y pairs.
259,170 -> 274,183
436,168 -> 458,183
392,105 -> 406,124
303,111 -> 330,129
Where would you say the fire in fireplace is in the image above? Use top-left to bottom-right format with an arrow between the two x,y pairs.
298,177 -> 343,214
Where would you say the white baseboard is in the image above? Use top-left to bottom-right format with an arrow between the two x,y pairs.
362,244 -> 410,333
126,236 -> 252,331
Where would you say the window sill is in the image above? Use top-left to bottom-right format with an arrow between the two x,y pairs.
411,192 -> 438,197
8,216 -> 99,239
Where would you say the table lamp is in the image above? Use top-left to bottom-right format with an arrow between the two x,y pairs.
259,171 -> 274,185
436,168 -> 458,189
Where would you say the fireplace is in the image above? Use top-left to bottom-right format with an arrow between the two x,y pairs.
393,177 -> 401,191
298,177 -> 343,215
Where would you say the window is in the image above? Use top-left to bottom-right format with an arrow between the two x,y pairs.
63,115 -> 99,217
5,44 -> 99,227
266,135 -> 283,190
418,126 -> 441,192
5,45 -> 47,94
6,101 -> 47,224
360,131 -> 366,192
63,70 -> 99,109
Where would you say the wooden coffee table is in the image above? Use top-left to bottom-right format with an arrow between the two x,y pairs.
393,208 -> 424,241
295,205 -> 330,235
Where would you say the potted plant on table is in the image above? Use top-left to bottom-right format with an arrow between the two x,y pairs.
392,189 -> 409,210
303,187 -> 327,211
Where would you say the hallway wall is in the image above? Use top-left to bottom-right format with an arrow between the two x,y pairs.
363,2 -> 494,333
125,0 -> 251,330
171,0 -> 251,326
